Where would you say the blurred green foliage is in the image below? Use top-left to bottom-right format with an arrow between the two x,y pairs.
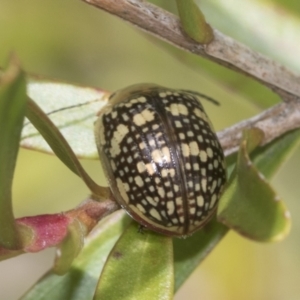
0,0 -> 300,299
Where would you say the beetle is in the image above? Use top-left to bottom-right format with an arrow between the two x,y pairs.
94,84 -> 226,237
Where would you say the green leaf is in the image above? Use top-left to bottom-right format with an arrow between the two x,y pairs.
0,57 -> 27,249
21,211 -> 129,300
94,222 -> 174,300
217,128 -> 291,242
174,217 -> 228,291
25,98 -> 110,199
53,218 -> 85,275
21,78 -> 109,159
176,0 -> 213,43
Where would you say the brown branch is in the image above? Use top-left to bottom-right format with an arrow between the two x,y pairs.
65,196 -> 119,233
217,99 -> 300,156
82,0 -> 300,101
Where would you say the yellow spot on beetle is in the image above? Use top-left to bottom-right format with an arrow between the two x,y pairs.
169,103 -> 188,116
195,183 -> 200,191
161,168 -> 176,178
110,124 -> 129,157
137,96 -> 147,103
190,207 -> 196,214
137,161 -> 146,173
158,187 -> 165,198
200,150 -> 208,162
211,180 -> 217,193
139,141 -> 146,150
137,204 -> 146,213
111,111 -> 118,119
167,201 -> 175,215
152,149 -> 163,163
146,196 -> 157,206
214,159 -> 219,168
116,178 -> 129,203
201,178 -> 207,192
133,109 -> 155,126
145,163 -> 156,175
135,176 -> 144,187
197,195 -> 204,207
181,143 -> 190,157
175,197 -> 183,206
189,141 -> 200,156
209,194 -> 217,209
150,208 -> 162,220
162,146 -> 171,163
207,147 -> 213,158
178,104 -> 188,115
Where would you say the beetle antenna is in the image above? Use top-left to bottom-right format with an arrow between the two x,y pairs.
180,90 -> 220,106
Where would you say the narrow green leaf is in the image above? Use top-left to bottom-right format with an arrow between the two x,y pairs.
22,79 -> 109,159
0,57 -> 27,249
94,222 -> 174,300
174,217 -> 228,291
53,219 -> 85,275
176,0 -> 213,43
21,211 -> 129,300
25,98 -> 110,199
218,129 -> 291,242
